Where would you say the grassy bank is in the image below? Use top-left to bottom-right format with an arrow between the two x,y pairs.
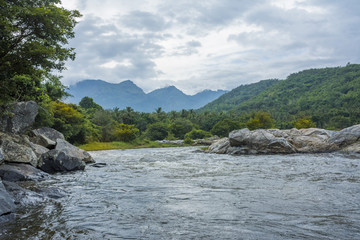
77,140 -> 186,151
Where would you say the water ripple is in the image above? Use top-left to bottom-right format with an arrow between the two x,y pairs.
1,147 -> 360,239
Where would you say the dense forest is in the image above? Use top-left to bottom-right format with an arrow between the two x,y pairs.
200,64 -> 360,129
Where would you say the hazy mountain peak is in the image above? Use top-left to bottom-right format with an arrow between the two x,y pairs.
67,79 -> 226,112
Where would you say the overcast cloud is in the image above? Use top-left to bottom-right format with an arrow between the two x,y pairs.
60,0 -> 360,94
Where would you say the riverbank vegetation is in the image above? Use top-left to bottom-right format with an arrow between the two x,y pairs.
78,140 -> 185,151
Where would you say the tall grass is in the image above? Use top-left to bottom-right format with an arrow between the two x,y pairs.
77,139 -> 182,151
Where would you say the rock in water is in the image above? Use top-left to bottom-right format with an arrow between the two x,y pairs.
55,138 -> 95,164
38,149 -> 85,173
206,137 -> 230,154
229,129 -> 296,154
0,180 -> 16,217
207,125 -> 360,155
328,124 -> 360,149
0,101 -> 38,134
0,163 -> 50,182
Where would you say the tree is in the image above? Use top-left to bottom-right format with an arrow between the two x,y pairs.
115,123 -> 139,142
169,119 -> 193,139
293,117 -> 316,129
211,119 -> 243,137
185,129 -> 212,140
247,112 -> 274,130
91,109 -> 116,142
0,0 -> 81,103
79,96 -> 102,110
145,122 -> 169,141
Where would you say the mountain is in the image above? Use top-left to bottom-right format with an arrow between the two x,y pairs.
66,80 -> 227,112
198,64 -> 360,129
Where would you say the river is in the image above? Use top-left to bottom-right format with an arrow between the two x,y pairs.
1,147 -> 360,239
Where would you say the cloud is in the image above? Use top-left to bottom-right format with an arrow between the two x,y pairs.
60,0 -> 360,94
122,11 -> 170,32
62,14 -> 165,85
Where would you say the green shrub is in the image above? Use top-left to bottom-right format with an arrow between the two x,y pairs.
145,122 -> 169,140
115,123 -> 139,142
211,119 -> 244,137
293,117 -> 316,129
183,137 -> 194,145
169,119 -> 193,139
247,112 -> 274,130
185,129 -> 212,139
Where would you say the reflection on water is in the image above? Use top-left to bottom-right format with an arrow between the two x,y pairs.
1,147 -> 360,239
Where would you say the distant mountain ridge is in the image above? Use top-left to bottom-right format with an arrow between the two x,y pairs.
66,79 -> 227,112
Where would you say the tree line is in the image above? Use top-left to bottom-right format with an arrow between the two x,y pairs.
33,96 -> 316,145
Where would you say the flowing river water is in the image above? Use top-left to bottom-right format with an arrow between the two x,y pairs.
1,147 -> 360,239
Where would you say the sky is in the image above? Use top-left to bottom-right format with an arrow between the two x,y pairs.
60,0 -> 360,94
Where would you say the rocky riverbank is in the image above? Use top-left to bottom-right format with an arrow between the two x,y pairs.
207,125 -> 360,155
0,101 -> 94,222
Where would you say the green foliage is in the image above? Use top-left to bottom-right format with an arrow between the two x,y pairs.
0,0 -> 81,103
293,117 -> 316,129
79,96 -> 102,110
211,119 -> 244,137
114,123 -> 139,142
246,112 -> 274,130
77,139 -> 182,151
34,100 -> 99,144
44,75 -> 71,101
183,137 -> 194,145
185,129 -> 212,140
169,119 -> 193,139
91,110 -> 117,142
145,122 -> 169,141
199,79 -> 279,113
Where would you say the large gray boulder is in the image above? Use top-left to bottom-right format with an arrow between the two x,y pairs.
0,180 -> 16,216
55,138 -> 95,164
0,163 -> 50,182
229,129 -> 296,154
341,142 -> 360,154
31,127 -> 65,142
285,128 -> 335,153
26,141 -> 49,158
208,125 -> 360,155
328,124 -> 360,150
0,101 -> 38,134
38,149 -> 85,174
206,137 -> 230,154
30,134 -> 56,149
0,134 -> 38,167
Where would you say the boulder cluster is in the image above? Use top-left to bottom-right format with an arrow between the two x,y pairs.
207,126 -> 360,155
0,101 -> 94,220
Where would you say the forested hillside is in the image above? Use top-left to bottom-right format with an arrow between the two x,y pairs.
201,64 -> 360,129
199,79 -> 279,112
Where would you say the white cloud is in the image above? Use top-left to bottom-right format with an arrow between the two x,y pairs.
59,0 -> 360,94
